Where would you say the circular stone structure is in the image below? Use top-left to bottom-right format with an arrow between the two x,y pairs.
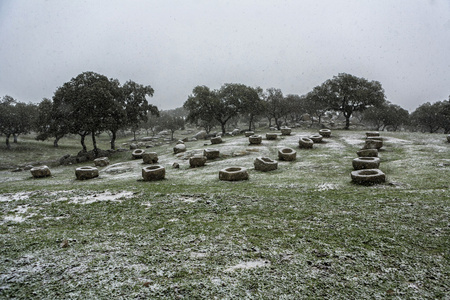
249,135 -> 262,145
204,148 -> 220,159
173,144 -> 187,154
189,155 -> 207,168
210,136 -> 222,144
309,134 -> 323,143
266,132 -> 278,140
319,129 -> 331,137
351,169 -> 386,185
219,167 -> 249,181
75,166 -> 99,180
352,157 -> 381,170
94,157 -> 110,167
132,149 -> 145,159
254,157 -> 278,172
245,131 -> 254,137
278,147 -> 296,161
366,136 -> 383,141
299,137 -> 314,149
142,165 -> 165,181
363,139 -> 383,150
142,152 -> 158,164
281,127 -> 292,136
30,165 -> 51,178
366,132 -> 380,137
357,149 -> 378,157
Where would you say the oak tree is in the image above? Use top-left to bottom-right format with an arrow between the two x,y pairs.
312,73 -> 386,129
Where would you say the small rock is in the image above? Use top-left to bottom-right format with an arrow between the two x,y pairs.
173,144 -> 186,154
60,240 -> 69,248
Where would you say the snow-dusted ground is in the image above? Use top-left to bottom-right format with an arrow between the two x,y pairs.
0,130 -> 449,298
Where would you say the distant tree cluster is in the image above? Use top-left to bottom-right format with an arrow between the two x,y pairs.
0,95 -> 37,149
410,98 -> 450,133
362,102 -> 410,131
1,72 -> 449,151
183,73 -> 392,133
35,72 -> 159,154
1,71 -> 160,151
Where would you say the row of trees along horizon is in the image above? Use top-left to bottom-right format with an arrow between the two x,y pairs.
0,71 -> 449,152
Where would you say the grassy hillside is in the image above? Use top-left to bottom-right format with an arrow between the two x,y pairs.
0,129 -> 448,298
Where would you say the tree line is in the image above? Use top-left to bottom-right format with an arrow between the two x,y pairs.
1,72 -> 449,151
0,72 -> 159,151
183,73 -> 450,135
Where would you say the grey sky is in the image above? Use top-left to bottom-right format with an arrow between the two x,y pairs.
1,0 -> 449,111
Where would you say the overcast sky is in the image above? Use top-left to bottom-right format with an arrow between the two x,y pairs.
1,0 -> 449,111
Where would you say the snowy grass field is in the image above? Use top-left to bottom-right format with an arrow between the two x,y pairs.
0,130 -> 449,298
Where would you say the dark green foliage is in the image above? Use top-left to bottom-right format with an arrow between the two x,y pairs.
35,98 -> 70,147
411,99 -> 450,133
262,88 -> 286,130
362,101 -> 410,131
52,72 -> 121,152
159,112 -> 185,140
311,73 -> 387,129
0,95 -> 37,149
184,84 -> 261,134
122,80 -> 159,141
48,72 -> 159,151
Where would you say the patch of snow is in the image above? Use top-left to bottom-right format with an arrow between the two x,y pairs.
316,183 -> 337,191
141,202 -> 152,208
224,259 -> 270,272
180,196 -> 198,203
0,192 -> 32,202
210,277 -> 224,285
69,191 -> 135,204
190,252 -> 208,258
12,205 -> 30,214
3,215 -> 27,223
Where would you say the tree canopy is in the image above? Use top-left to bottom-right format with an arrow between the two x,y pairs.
362,101 -> 410,131
411,99 -> 450,133
312,73 -> 386,129
0,96 -> 37,149
263,88 -> 286,130
184,84 -> 260,134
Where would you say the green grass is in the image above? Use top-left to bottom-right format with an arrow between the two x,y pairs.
0,130 -> 449,298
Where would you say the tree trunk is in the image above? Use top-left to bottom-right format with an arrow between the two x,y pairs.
110,130 -> 117,150
53,138 -> 59,147
220,122 -> 226,135
5,134 -> 11,150
274,118 -> 281,130
248,115 -> 253,131
171,130 -> 175,141
267,117 -> 272,128
80,134 -> 87,152
344,117 -> 350,130
133,130 -> 137,141
92,132 -> 98,156
13,134 -> 18,143
343,109 -> 353,130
